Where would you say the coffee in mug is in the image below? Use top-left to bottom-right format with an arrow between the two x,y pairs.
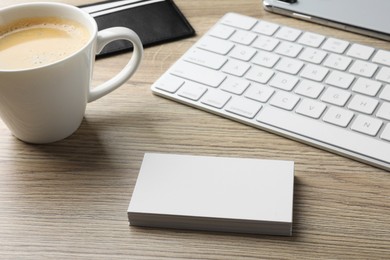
0,17 -> 90,70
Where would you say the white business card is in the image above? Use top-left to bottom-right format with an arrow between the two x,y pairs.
128,153 -> 294,236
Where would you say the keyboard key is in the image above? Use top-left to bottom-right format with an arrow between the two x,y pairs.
220,76 -> 250,95
275,26 -> 301,41
269,72 -> 299,91
349,60 -> 378,77
198,36 -> 234,55
221,13 -> 257,30
294,80 -> 324,99
154,75 -> 184,93
275,57 -> 304,75
185,48 -> 227,70
230,30 -> 257,45
209,24 -> 235,39
375,67 -> 390,84
297,32 -> 325,47
244,84 -> 274,103
379,85 -> 390,101
245,65 -> 274,84
252,35 -> 280,51
296,99 -> 326,119
171,61 -> 226,87
222,59 -> 251,76
229,45 -> 257,61
323,106 -> 354,127
257,106 -> 390,164
251,51 -> 280,68
201,89 -> 231,109
352,78 -> 382,96
348,94 -> 379,114
380,124 -> 390,141
372,50 -> 390,66
299,47 -> 327,64
275,41 -> 303,57
351,115 -> 382,136
252,20 -> 279,36
300,64 -> 329,82
321,87 -> 351,106
325,70 -> 355,89
347,43 -> 375,60
225,96 -> 262,118
270,91 -> 300,111
322,38 -> 349,54
323,53 -> 352,71
178,82 -> 207,101
376,102 -> 390,121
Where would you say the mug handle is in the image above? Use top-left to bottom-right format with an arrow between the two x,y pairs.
88,27 -> 143,102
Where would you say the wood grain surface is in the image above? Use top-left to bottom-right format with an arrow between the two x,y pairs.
0,0 -> 389,259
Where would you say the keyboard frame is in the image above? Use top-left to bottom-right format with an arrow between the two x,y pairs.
151,12 -> 390,171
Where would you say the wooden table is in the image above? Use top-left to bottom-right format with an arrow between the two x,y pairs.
1,1 -> 389,259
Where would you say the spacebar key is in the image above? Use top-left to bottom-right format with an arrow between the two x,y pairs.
257,106 -> 390,164
170,61 -> 226,87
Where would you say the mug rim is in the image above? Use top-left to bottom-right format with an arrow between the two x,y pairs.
0,2 -> 98,72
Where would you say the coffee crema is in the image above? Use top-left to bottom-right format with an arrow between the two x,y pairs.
0,17 -> 90,70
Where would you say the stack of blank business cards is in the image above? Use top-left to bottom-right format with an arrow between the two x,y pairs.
128,153 -> 295,236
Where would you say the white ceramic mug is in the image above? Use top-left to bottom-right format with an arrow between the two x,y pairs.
0,2 -> 143,143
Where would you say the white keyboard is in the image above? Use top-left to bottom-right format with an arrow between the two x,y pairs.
151,13 -> 390,171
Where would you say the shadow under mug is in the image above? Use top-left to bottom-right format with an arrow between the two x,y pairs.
0,2 -> 143,144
